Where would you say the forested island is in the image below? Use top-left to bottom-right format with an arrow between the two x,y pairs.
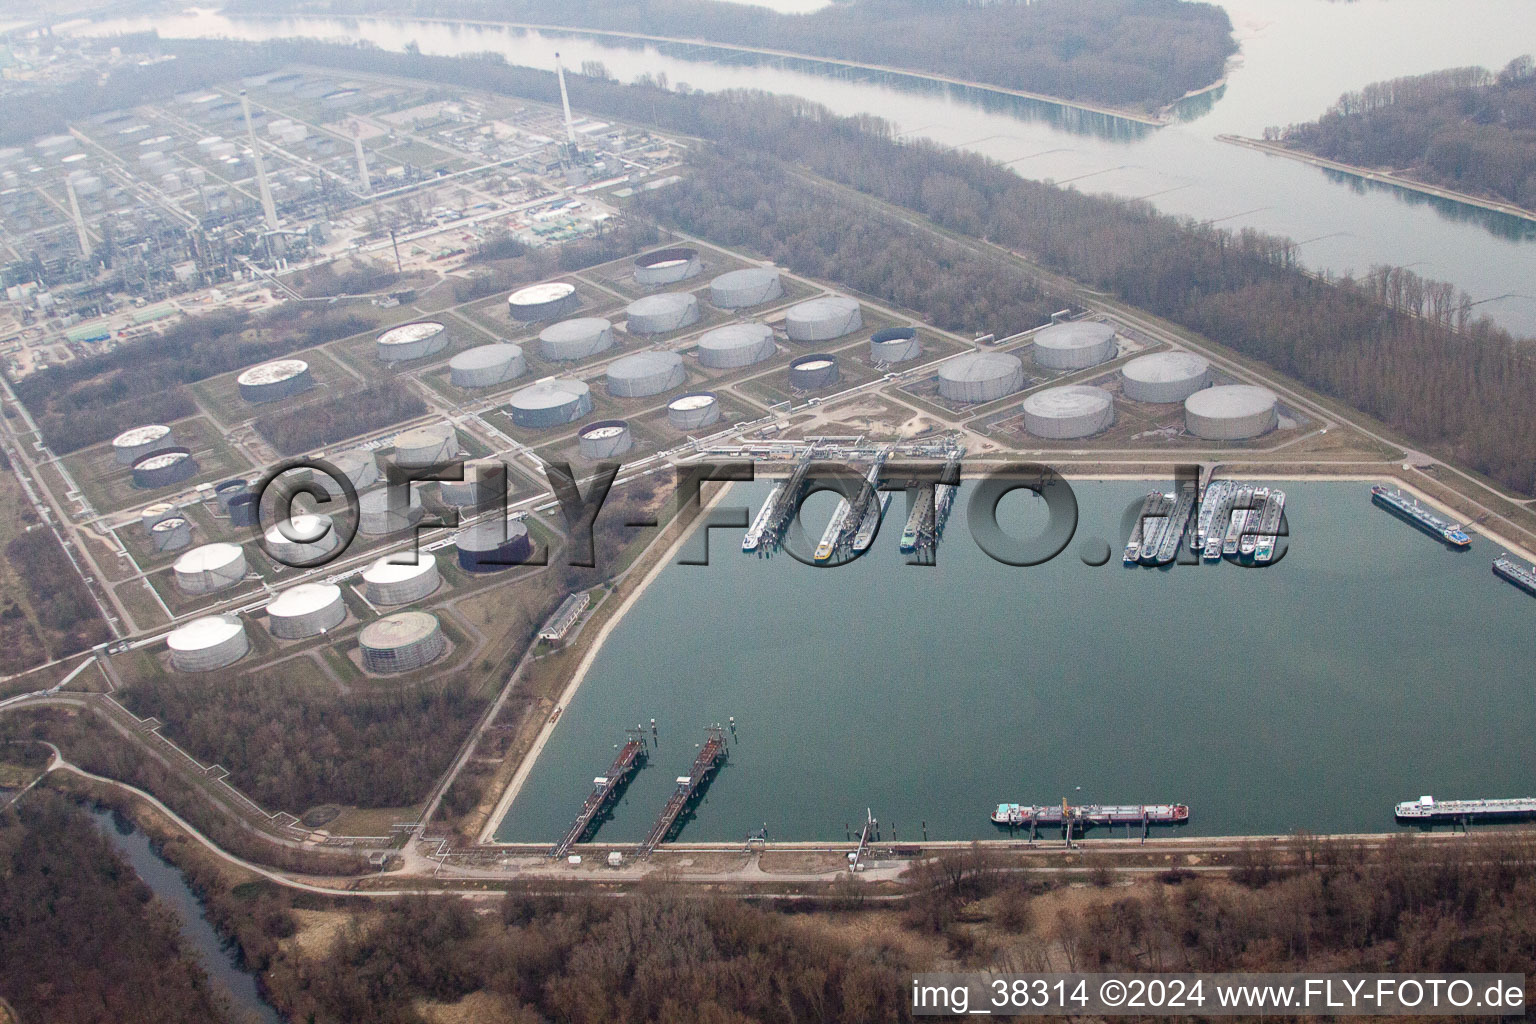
1274,56 -> 1536,212
220,0 -> 1237,113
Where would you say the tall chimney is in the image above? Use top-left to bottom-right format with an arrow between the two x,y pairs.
65,174 -> 90,257
555,53 -> 578,146
239,90 -> 279,230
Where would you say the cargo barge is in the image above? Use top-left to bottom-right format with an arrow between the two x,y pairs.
1395,795 -> 1536,825
992,801 -> 1190,830
741,483 -> 784,553
1371,485 -> 1470,548
1493,554 -> 1536,598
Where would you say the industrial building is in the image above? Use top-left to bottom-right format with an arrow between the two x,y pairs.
633,246 -> 701,286
237,358 -> 314,403
263,513 -> 340,566
112,424 -> 175,465
508,379 -> 593,428
870,327 -> 923,364
359,611 -> 446,674
784,296 -> 862,343
361,553 -> 441,605
150,516 -> 193,552
358,487 -> 425,535
449,344 -> 526,388
1032,321 -> 1118,371
538,317 -> 615,361
172,542 -> 248,594
393,423 -> 459,466
266,582 -> 346,639
625,292 -> 699,335
695,323 -> 776,369
1185,385 -> 1279,440
606,350 -> 685,397
167,614 -> 249,672
937,351 -> 1025,403
710,267 -> 782,308
376,321 -> 449,363
1120,351 -> 1213,404
667,392 -> 722,430
578,420 -> 634,459
1022,385 -> 1117,439
508,282 -> 579,322
455,519 -> 534,572
788,354 -> 840,390
132,448 -> 197,489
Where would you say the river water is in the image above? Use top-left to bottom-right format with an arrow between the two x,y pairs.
72,0 -> 1536,332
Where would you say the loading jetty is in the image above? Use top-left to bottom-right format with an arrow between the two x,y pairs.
550,735 -> 648,858
638,726 -> 728,857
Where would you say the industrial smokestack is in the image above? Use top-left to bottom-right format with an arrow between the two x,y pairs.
239,90 -> 279,230
352,124 -> 371,193
65,174 -> 90,257
555,52 -> 577,146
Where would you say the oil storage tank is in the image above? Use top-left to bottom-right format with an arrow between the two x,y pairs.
784,296 -> 861,343
508,379 -> 592,428
870,327 -> 922,364
358,487 -> 424,535
578,420 -> 633,459
141,501 -> 181,532
1120,352 -> 1212,404
607,350 -> 684,397
449,343 -> 525,388
361,553 -> 441,605
667,392 -> 721,430
238,358 -> 313,403
150,516 -> 193,552
360,611 -> 446,674
633,247 -> 701,286
455,519 -> 533,572
322,450 -> 379,495
1184,385 -> 1278,440
538,317 -> 614,361
938,352 -> 1025,404
439,461 -> 504,509
132,448 -> 197,489
167,614 -> 248,672
112,424 -> 174,465
625,292 -> 699,335
376,321 -> 449,363
788,354 -> 839,390
696,323 -> 775,369
508,282 -> 579,322
263,513 -> 340,565
1022,385 -> 1116,439
213,478 -> 249,514
1032,321 -> 1118,371
710,267 -> 781,308
173,542 -> 248,594
266,582 -> 346,639
392,423 -> 459,467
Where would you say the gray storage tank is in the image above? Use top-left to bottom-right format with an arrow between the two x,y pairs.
1022,385 -> 1116,439
455,519 -> 533,573
937,352 -> 1025,404
710,267 -> 782,308
870,327 -> 922,364
357,487 -> 425,535
1120,351 -> 1212,404
633,246 -> 701,286
266,582 -> 346,639
784,296 -> 861,343
508,379 -> 593,428
263,513 -> 340,566
1032,321 -> 1118,371
666,392 -> 721,430
695,323 -> 776,369
625,292 -> 699,336
150,516 -> 193,552
237,358 -> 314,403
449,343 -> 526,388
538,317 -> 614,361
112,424 -> 174,465
376,321 -> 449,363
173,542 -> 248,595
606,350 -> 685,397
167,614 -> 249,672
392,423 -> 459,467
359,611 -> 446,674
788,354 -> 839,391
361,553 -> 441,606
508,282 -> 579,322
1184,385 -> 1278,440
132,448 -> 197,489
578,420 -> 634,459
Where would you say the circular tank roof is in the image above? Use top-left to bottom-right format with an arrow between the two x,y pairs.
580,424 -> 627,439
509,282 -> 576,305
793,357 -> 835,370
1122,351 -> 1210,384
167,614 -> 243,652
263,514 -> 332,545
151,516 -> 189,532
449,343 -> 521,369
540,317 -> 611,342
113,424 -> 171,447
608,350 -> 681,376
668,393 -> 717,411
636,247 -> 697,268
627,293 -> 694,316
712,267 -> 778,289
174,542 -> 244,573
940,351 -> 1024,382
360,611 -> 439,648
362,553 -> 437,584
698,322 -> 772,350
786,296 -> 858,320
1035,320 -> 1116,351
135,450 -> 191,470
268,582 -> 342,618
1023,385 -> 1114,417
509,379 -> 590,410
394,423 -> 455,447
378,321 -> 445,346
237,358 -> 308,385
1185,384 -> 1277,418
457,519 -> 529,551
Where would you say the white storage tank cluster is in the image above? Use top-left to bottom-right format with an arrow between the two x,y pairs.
392,423 -> 459,466
263,513 -> 340,565
625,292 -> 699,336
1032,321 -> 1118,371
695,323 -> 776,369
938,352 -> 1025,404
1022,385 -> 1116,439
359,611 -> 446,674
606,350 -> 685,397
788,354 -> 839,391
449,343 -> 525,388
1120,351 -> 1212,404
358,487 -> 425,535
173,542 -> 248,595
361,553 -> 441,605
1184,385 -> 1279,440
150,516 -> 193,552
538,317 -> 615,361
667,392 -> 721,430
167,614 -> 249,672
508,282 -> 579,322
508,379 -> 593,428
633,247 -> 701,286
710,267 -> 782,308
375,321 -> 449,363
237,358 -> 313,403
870,327 -> 922,364
578,420 -> 634,459
132,448 -> 197,489
112,424 -> 174,465
266,582 -> 346,639
784,296 -> 862,343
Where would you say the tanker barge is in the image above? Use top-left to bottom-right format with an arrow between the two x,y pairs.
1371,485 -> 1470,548
992,801 -> 1190,830
1492,554 -> 1536,598
1396,795 -> 1536,825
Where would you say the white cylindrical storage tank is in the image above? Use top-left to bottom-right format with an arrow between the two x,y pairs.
438,461 -> 503,509
160,172 -> 183,193
870,327 -> 922,364
173,542 -> 248,595
263,513 -> 340,565
359,611 -> 446,674
196,135 -> 224,153
141,501 -> 181,532
392,423 -> 458,467
1184,385 -> 1279,441
578,420 -> 633,459
538,317 -> 614,361
695,323 -> 776,369
167,614 -> 248,672
666,392 -> 721,430
1120,351 -> 1212,404
938,352 -> 1025,404
131,448 -> 197,489
449,343 -> 525,388
361,553 -> 441,605
376,321 -> 449,363
322,450 -> 379,495
633,247 -> 701,286
266,582 -> 346,639
358,487 -> 424,535
606,350 -> 684,397
508,282 -> 579,322
710,267 -> 782,308
625,292 -> 699,335
150,516 -> 193,552
784,296 -> 862,343
788,354 -> 839,390
1022,385 -> 1116,439
112,424 -> 174,465
237,358 -> 313,403
1032,321 -> 1118,370
508,379 -> 593,428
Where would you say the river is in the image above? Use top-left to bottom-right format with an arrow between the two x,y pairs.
69,0 -> 1536,332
